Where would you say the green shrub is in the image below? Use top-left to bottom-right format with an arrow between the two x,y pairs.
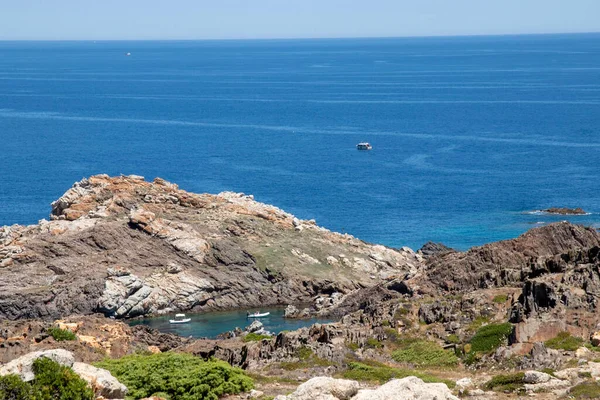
295,347 -> 313,360
243,333 -> 271,342
365,338 -> 383,349
545,332 -> 583,351
541,368 -> 556,376
381,320 -> 390,327
32,357 -> 94,400
384,328 -> 399,342
346,342 -> 359,351
484,372 -> 525,392
0,358 -> 94,400
95,352 -> 253,400
469,323 -> 513,353
0,374 -> 35,400
569,381 -> 600,399
492,294 -> 508,304
391,338 -> 458,368
47,327 -> 77,342
446,334 -> 460,344
342,361 -> 455,388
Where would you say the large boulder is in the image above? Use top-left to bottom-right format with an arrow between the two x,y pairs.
277,377 -> 359,400
352,377 -> 459,400
0,349 -> 74,381
72,362 -> 128,399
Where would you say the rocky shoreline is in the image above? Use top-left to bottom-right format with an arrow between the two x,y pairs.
3,175 -> 600,399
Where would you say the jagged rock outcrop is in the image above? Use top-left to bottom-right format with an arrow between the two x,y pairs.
416,222 -> 600,293
0,175 -> 422,320
417,241 -> 455,258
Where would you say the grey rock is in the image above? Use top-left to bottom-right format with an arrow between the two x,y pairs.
72,362 -> 128,399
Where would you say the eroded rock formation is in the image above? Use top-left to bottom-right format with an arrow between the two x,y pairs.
0,175 -> 422,320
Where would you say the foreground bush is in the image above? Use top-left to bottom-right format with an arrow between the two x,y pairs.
469,323 -> 512,353
391,338 -> 458,368
95,352 -> 253,400
0,358 -> 93,400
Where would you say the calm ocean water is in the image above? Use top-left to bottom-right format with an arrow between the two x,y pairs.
1,34 -> 599,250
128,307 -> 332,339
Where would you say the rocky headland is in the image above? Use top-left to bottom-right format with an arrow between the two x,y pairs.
3,175 -> 600,399
0,174 -> 420,321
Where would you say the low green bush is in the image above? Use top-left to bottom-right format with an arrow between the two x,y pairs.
569,381 -> 600,399
446,334 -> 460,344
391,338 -> 458,368
47,327 -> 77,342
95,352 -> 253,400
0,358 -> 94,400
243,333 -> 271,342
492,294 -> 508,304
469,323 -> 512,353
484,372 -> 525,392
33,357 -> 94,400
345,342 -> 359,351
365,338 -> 383,349
0,374 -> 35,400
545,331 -> 584,351
341,361 -> 455,388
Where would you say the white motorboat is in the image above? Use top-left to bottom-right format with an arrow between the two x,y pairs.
356,142 -> 372,150
246,311 -> 270,318
169,313 -> 191,324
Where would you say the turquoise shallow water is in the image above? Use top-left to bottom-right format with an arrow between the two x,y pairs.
1,34 -> 600,250
127,307 -> 332,339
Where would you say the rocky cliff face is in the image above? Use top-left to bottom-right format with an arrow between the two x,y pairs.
0,175 -> 421,320
414,222 -> 600,293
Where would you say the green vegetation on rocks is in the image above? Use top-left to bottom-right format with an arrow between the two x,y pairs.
469,323 -> 513,353
569,381 -> 600,399
0,358 -> 94,400
95,352 -> 253,400
47,327 -> 77,341
545,331 -> 584,351
492,294 -> 508,304
279,347 -> 333,371
341,361 -> 455,388
484,372 -> 525,393
243,333 -> 271,342
390,338 -> 459,368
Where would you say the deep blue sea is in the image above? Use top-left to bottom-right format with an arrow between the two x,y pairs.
1,34 -> 600,250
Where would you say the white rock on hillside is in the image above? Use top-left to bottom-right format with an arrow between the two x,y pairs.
276,376 -> 458,400
0,349 -> 74,381
72,362 -> 128,399
352,376 -> 459,400
280,377 -> 360,400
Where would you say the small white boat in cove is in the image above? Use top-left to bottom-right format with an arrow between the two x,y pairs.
246,311 -> 270,318
169,313 -> 191,324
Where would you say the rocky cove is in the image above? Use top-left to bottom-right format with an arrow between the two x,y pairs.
4,175 -> 600,399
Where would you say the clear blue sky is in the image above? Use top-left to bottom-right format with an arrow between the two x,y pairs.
1,0 -> 599,40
